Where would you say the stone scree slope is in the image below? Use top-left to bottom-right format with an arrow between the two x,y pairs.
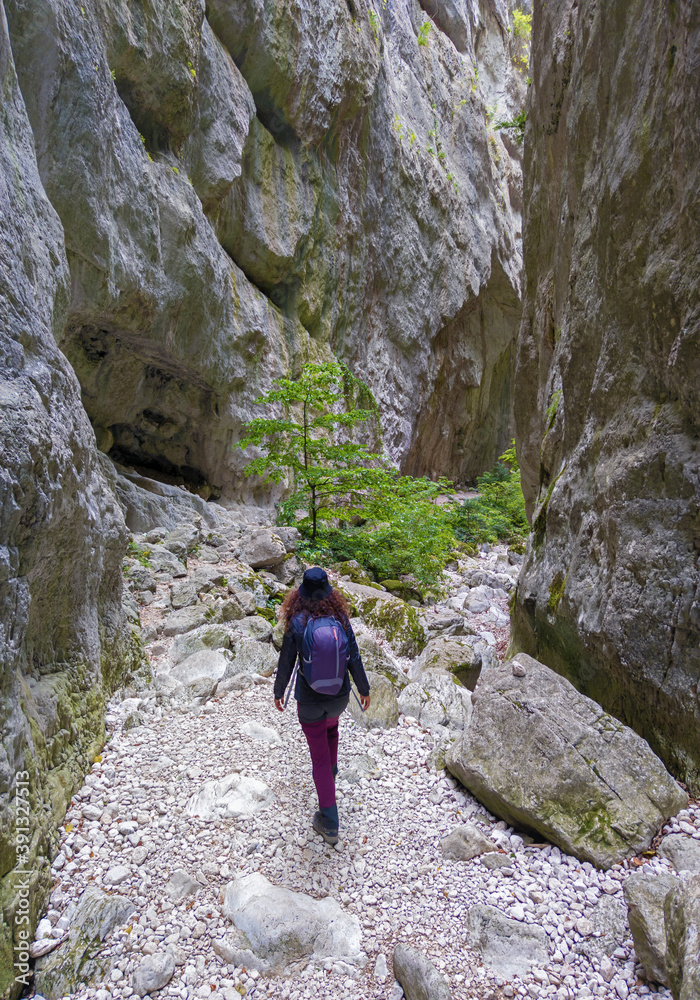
510,0 -> 700,793
23,511 -> 699,1000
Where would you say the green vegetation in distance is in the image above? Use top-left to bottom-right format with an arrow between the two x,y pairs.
235,362 -> 383,543
417,20 -> 431,46
236,363 -> 528,592
450,444 -> 529,549
493,108 -> 527,143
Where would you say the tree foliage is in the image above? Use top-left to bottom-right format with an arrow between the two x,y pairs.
236,365 -> 529,591
235,362 -> 381,541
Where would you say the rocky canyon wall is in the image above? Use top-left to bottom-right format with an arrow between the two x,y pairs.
511,0 -> 700,792
0,0 -> 527,985
0,7 -> 144,992
5,0 -> 525,500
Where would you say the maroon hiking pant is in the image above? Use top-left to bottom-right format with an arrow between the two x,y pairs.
299,716 -> 340,809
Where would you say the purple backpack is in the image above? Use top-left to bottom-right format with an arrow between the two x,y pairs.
301,615 -> 348,695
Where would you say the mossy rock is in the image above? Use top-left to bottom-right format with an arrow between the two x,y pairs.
333,560 -> 373,586
256,605 -> 278,624
379,579 -> 423,602
338,582 -> 426,658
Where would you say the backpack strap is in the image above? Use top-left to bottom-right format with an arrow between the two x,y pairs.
283,653 -> 300,710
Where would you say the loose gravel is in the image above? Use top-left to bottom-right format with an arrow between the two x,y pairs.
34,542 -> 698,1000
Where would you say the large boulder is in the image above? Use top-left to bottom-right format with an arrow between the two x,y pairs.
185,773 -> 274,822
225,637 -> 278,678
410,635 -> 482,690
238,529 -> 286,568
170,649 -> 229,688
348,670 -> 399,730
398,670 -> 472,733
169,624 -> 232,664
221,873 -> 364,973
665,874 -> 700,1000
162,605 -> 209,637
338,582 -> 426,658
354,628 -> 407,689
511,0 -> 700,796
35,888 -> 135,998
624,869 -> 678,986
445,655 -> 688,868
393,942 -> 452,1000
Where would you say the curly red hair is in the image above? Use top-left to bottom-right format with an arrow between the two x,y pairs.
279,586 -> 351,629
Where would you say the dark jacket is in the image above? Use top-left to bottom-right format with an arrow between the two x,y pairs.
274,612 -> 370,704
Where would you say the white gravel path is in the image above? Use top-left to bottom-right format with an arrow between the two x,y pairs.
34,543 -> 698,1000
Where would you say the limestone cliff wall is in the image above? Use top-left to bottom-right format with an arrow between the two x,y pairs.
0,6 -> 144,992
511,0 -> 700,792
0,0 -> 527,983
5,0 -> 525,499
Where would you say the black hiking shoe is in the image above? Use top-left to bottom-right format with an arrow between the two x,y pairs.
313,810 -> 339,845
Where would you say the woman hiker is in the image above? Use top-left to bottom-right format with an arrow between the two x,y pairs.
274,567 -> 370,845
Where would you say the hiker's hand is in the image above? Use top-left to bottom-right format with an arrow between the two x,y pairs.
360,694 -> 370,711
274,698 -> 284,712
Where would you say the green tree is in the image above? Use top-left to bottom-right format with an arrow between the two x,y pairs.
235,362 -> 381,541
236,362 -> 457,591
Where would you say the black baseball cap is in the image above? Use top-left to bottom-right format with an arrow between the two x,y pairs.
299,567 -> 332,599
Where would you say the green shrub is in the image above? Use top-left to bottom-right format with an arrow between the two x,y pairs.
417,21 -> 431,45
127,540 -> 151,567
512,9 -> 532,39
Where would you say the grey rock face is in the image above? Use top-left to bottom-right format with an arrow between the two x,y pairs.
222,872 -> 364,973
35,888 -> 135,998
0,6 -> 143,986
510,0 -> 700,794
393,942 -> 452,1000
111,465 -> 223,534
445,656 -> 688,868
665,874 -> 700,1000
466,904 -> 550,978
5,0 -> 523,504
624,869 -> 678,986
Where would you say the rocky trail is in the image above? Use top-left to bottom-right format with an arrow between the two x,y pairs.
28,513 -> 699,1000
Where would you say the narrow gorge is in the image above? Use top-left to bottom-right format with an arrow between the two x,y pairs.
0,1 -> 698,1000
